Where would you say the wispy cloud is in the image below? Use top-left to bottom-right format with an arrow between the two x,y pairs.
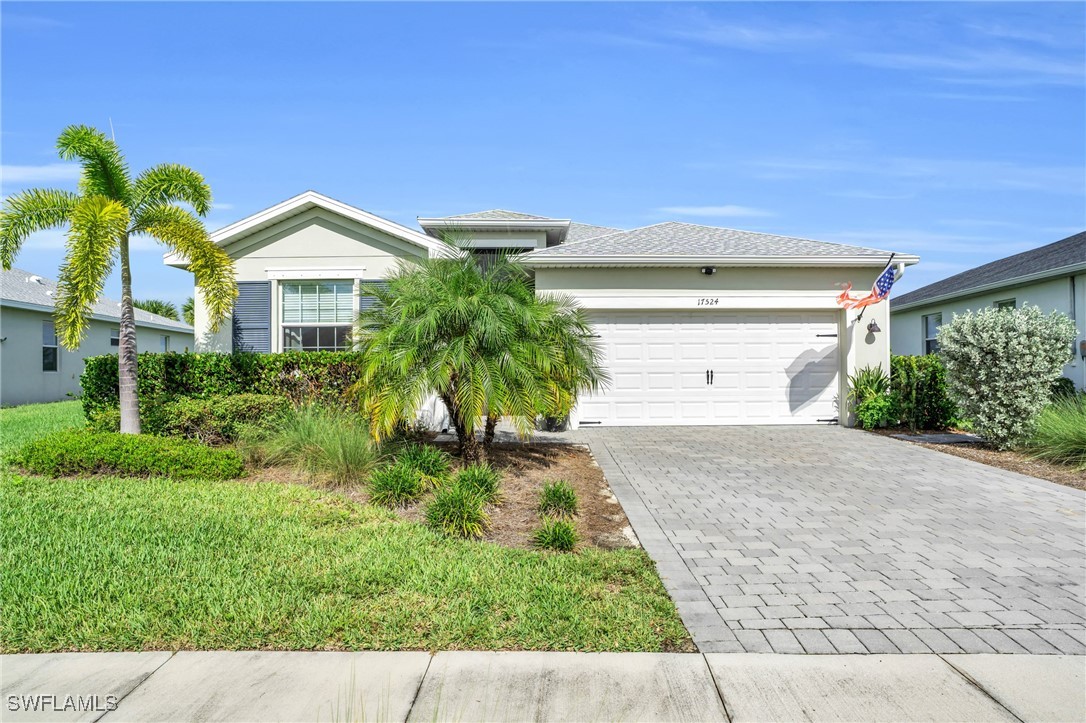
1,14 -> 70,31
853,48 -> 1083,86
1,164 -> 81,184
828,190 -> 915,201
921,92 -> 1033,103
658,205 -> 773,218
212,202 -> 235,211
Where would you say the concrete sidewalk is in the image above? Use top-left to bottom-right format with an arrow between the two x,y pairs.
2,651 -> 1083,722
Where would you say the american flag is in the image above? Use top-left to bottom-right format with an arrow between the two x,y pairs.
837,258 -> 897,310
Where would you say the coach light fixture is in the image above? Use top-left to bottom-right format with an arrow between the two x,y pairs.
867,320 -> 881,334
700,266 -> 717,276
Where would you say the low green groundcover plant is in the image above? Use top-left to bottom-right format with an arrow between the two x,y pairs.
426,484 -> 489,539
538,480 -> 578,518
533,518 -> 579,552
452,463 -> 502,504
396,444 -> 450,486
367,463 -> 424,507
12,431 -> 243,480
1027,395 -> 1086,470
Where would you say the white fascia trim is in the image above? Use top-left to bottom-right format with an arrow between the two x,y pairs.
164,191 -> 458,267
418,218 -> 571,230
890,262 -> 1086,313
553,291 -> 844,310
0,299 -> 194,333
521,254 -> 921,269
265,267 -> 367,280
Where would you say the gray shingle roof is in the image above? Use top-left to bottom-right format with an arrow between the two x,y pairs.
527,221 -> 895,258
440,209 -> 553,221
892,231 -> 1086,308
0,267 -> 194,331
567,221 -> 622,243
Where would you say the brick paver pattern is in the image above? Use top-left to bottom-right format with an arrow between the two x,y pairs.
579,426 -> 1086,655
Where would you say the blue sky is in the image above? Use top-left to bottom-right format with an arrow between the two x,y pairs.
2,2 -> 1083,309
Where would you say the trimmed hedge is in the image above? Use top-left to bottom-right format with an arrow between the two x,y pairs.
86,393 -> 289,443
12,431 -> 244,480
890,354 -> 955,431
81,352 -> 366,418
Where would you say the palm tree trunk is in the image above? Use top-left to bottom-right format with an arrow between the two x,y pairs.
117,233 -> 141,434
483,415 -> 498,453
442,392 -> 482,462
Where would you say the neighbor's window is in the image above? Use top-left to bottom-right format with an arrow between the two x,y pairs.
923,313 -> 942,354
994,298 -> 1017,311
161,335 -> 170,352
280,280 -> 354,351
42,321 -> 58,372
110,328 -> 120,346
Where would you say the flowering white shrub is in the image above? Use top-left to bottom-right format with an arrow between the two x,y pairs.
937,305 -> 1077,449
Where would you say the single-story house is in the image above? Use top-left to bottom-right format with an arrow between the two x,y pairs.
169,191 -> 918,428
0,267 -> 195,406
890,231 -> 1085,391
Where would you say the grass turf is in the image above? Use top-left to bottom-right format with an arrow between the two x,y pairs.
0,401 -> 689,653
0,400 -> 84,452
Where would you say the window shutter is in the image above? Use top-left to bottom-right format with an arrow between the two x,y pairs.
233,281 -> 271,353
358,280 -> 388,312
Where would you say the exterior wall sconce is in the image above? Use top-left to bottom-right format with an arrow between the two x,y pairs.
701,266 -> 717,275
867,320 -> 881,334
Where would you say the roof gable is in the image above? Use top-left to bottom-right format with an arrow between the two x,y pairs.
892,231 -> 1086,309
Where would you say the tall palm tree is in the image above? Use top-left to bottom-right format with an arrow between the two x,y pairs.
0,125 -> 237,433
133,298 -> 180,321
354,249 -> 607,461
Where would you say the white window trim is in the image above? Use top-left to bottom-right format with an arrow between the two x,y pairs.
922,312 -> 942,354
994,298 -> 1017,310
276,276 -> 361,352
266,267 -> 365,280
43,320 -> 59,373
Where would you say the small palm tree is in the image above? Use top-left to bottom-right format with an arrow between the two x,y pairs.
182,296 -> 195,326
133,298 -> 179,321
0,125 -> 237,433
354,249 -> 607,461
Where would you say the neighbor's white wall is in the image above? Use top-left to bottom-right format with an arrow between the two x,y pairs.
534,265 -> 891,426
889,274 -> 1084,388
0,305 -> 195,406
193,208 -> 430,351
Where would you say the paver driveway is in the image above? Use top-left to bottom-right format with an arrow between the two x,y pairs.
578,426 -> 1086,655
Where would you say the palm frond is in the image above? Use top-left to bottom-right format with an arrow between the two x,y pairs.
55,125 -> 131,203
133,298 -> 180,321
182,296 -> 195,326
54,196 -> 128,348
0,188 -> 80,269
132,203 -> 237,330
131,163 -> 212,216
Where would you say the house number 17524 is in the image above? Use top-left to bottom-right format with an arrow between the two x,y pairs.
697,298 -> 720,306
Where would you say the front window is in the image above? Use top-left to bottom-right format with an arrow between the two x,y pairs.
280,280 -> 354,351
110,328 -> 120,346
161,335 -> 170,352
43,321 -> 58,372
923,313 -> 942,354
994,298 -> 1016,311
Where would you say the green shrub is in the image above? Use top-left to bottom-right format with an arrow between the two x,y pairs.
367,462 -> 425,507
846,365 -> 896,429
532,518 -> 578,551
1027,395 -> 1086,470
12,431 -> 243,480
538,480 -> 578,518
396,444 -> 450,486
938,306 -> 1078,449
86,408 -> 121,434
453,462 -> 502,503
1050,377 -> 1078,399
80,351 -> 366,419
240,405 -> 380,485
426,484 -> 489,538
890,354 -> 956,431
163,394 -> 290,444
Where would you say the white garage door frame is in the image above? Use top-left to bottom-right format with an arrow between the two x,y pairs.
568,295 -> 848,429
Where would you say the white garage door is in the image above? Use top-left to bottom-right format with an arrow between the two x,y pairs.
577,310 -> 840,426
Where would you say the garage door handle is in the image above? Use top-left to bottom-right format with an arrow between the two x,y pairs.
710,370 -> 714,385
706,369 -> 710,385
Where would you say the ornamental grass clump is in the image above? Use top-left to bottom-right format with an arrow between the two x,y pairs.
1027,395 -> 1086,470
426,484 -> 489,539
367,462 -> 425,507
538,480 -> 578,518
453,462 -> 502,504
532,518 -> 579,552
937,306 -> 1077,449
396,443 -> 451,487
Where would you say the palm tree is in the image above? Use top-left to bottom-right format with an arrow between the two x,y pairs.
182,296 -> 195,326
133,298 -> 179,321
354,249 -> 607,461
0,125 -> 237,433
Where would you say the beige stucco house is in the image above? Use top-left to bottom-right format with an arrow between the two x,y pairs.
170,191 -> 918,428
0,268 -> 195,406
890,231 -> 1085,391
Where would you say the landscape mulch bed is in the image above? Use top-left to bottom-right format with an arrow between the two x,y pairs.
874,429 -> 1085,491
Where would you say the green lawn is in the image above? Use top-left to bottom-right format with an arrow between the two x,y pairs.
0,400 -> 84,451
1,402 -> 689,653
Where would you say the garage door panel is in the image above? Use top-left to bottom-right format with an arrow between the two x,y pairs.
579,310 -> 840,426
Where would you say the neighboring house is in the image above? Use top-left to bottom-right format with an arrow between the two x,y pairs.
170,191 -> 918,428
0,268 -> 195,406
890,232 -> 1086,391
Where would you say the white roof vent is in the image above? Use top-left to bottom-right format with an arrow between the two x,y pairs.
26,275 -> 45,285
